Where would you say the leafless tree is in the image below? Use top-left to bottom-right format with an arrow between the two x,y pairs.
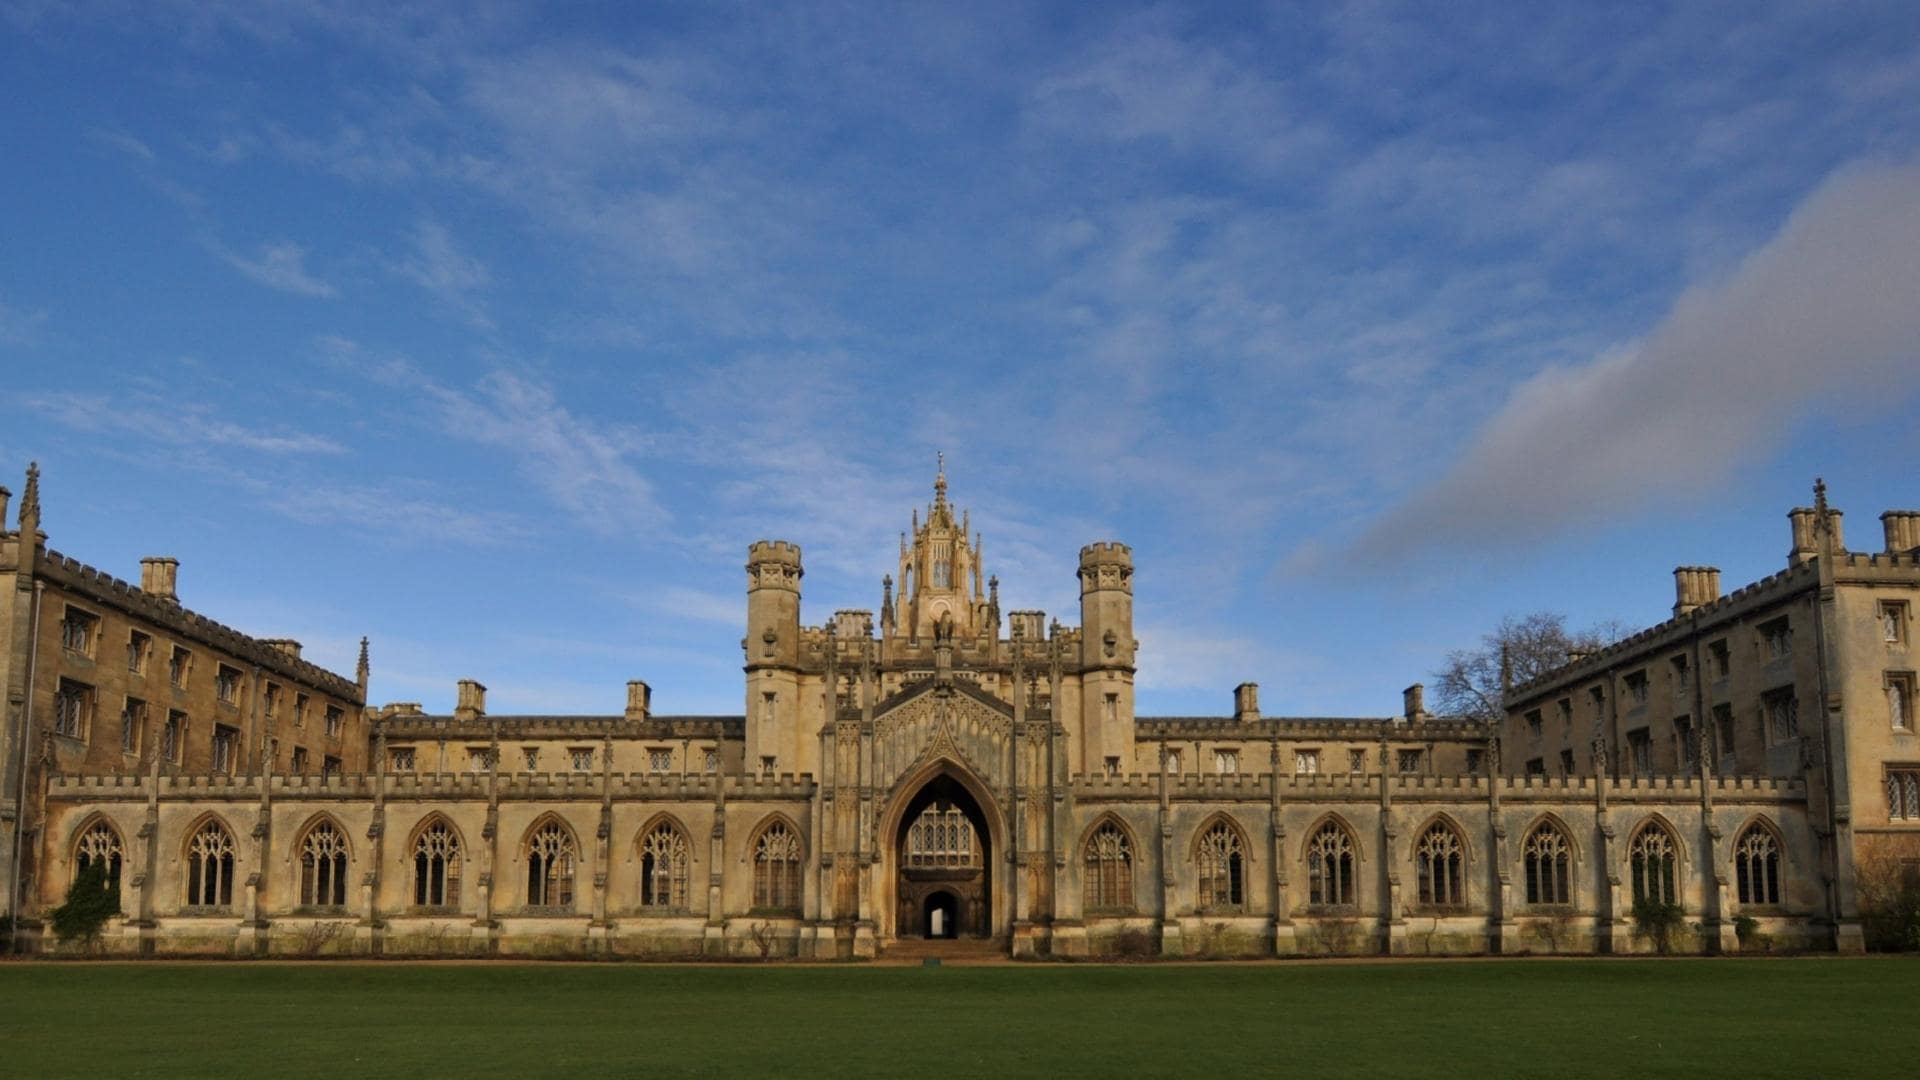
1432,612 -> 1630,723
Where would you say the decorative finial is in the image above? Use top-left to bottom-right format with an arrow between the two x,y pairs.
356,636 -> 371,691
933,451 -> 948,508
1813,477 -> 1828,516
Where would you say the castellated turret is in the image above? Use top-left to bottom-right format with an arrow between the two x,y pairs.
746,540 -> 803,672
1078,541 -> 1136,768
745,540 -> 805,777
1078,542 -> 1135,671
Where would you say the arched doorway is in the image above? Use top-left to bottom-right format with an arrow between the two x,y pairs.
924,891 -> 961,939
892,772 -> 993,939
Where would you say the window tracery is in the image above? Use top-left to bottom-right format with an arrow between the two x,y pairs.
299,820 -> 349,908
526,820 -> 577,908
1734,824 -> 1781,906
412,820 -> 461,908
752,821 -> 803,912
75,820 -> 123,897
640,822 -> 690,911
1196,821 -> 1244,910
906,805 -> 979,869
1084,822 -> 1133,912
186,819 -> 235,908
1307,821 -> 1355,907
1629,822 -> 1678,905
1415,821 -> 1465,908
1523,822 -> 1572,905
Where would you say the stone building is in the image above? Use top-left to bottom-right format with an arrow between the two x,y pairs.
2,462 -> 1909,957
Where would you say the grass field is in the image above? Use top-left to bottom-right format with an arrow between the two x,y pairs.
0,958 -> 1914,1078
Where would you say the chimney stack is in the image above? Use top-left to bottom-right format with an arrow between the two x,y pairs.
262,639 -> 303,659
1671,566 -> 1722,616
626,680 -> 651,722
1882,510 -> 1920,556
1403,683 -> 1428,722
1233,682 -> 1259,723
454,679 -> 487,721
140,557 -> 179,603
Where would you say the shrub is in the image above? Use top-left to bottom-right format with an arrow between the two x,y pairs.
1629,898 -> 1684,954
1858,854 -> 1920,952
50,861 -> 120,949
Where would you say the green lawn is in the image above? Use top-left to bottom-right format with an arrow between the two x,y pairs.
0,958 -> 1913,1078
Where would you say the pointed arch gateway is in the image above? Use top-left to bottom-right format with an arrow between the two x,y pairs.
880,756 -> 1007,943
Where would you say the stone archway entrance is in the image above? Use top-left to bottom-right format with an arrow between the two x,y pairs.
893,773 -> 992,939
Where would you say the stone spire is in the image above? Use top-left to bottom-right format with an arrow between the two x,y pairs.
356,636 -> 371,697
930,451 -> 952,527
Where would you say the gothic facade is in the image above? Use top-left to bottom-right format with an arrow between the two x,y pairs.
3,463 -> 1915,957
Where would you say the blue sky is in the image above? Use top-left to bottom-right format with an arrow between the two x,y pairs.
3,2 -> 1918,719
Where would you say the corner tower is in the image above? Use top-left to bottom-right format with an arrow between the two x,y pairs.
1078,541 -> 1136,764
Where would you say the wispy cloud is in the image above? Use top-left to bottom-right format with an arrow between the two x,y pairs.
0,299 -> 48,346
26,390 -> 348,455
367,360 -> 665,535
1356,158 -> 1920,557
217,240 -> 338,298
86,127 -> 154,162
393,220 -> 491,328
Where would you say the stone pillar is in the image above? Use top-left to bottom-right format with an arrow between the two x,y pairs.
1269,736 -> 1294,955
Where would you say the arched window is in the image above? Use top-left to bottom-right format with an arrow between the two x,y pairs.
752,821 -> 803,912
186,819 -> 235,908
1084,821 -> 1133,912
1629,822 -> 1678,905
412,820 -> 461,908
1415,821 -> 1465,908
906,803 -> 979,868
75,820 -> 124,898
526,819 -> 577,909
1196,820 -> 1244,910
1734,824 -> 1781,906
1307,820 -> 1356,907
1523,822 -> 1572,905
299,820 -> 349,908
639,822 -> 690,911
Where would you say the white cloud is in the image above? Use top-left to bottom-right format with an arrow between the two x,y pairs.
219,241 -> 337,298
25,391 -> 348,455
393,220 -> 491,328
369,362 -> 665,536
0,299 -> 48,346
1356,158 -> 1920,557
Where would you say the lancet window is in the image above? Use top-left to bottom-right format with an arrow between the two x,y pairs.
299,820 -> 349,908
640,822 -> 690,911
412,820 -> 461,908
1629,822 -> 1678,905
1307,820 -> 1356,907
1734,824 -> 1781,906
186,819 -> 236,908
906,804 -> 979,869
1523,822 -> 1572,905
1196,821 -> 1245,910
1414,821 -> 1465,908
526,820 -> 577,909
75,820 -> 124,897
752,821 -> 803,912
1084,822 -> 1133,912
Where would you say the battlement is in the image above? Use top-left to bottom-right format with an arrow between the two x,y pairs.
747,540 -> 803,564
1508,559 -> 1818,703
1078,541 -> 1133,566
35,546 -> 362,700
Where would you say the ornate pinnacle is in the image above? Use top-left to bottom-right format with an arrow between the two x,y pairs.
356,636 -> 371,690
19,460 -> 40,532
1813,476 -> 1828,516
